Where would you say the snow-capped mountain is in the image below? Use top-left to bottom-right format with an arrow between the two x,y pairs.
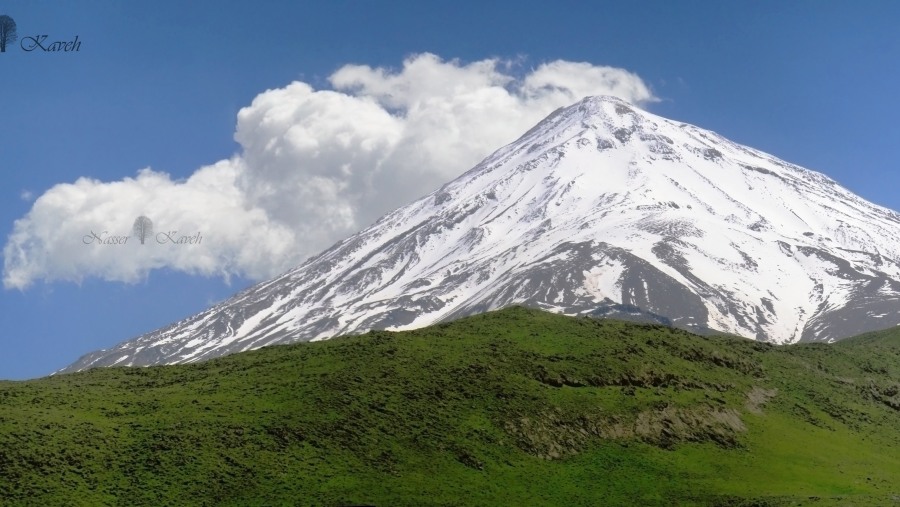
60,96 -> 900,373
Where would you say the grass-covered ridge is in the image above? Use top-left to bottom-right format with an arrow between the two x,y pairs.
1,306 -> 898,506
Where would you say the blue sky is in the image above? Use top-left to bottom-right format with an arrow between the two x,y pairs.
2,0 -> 899,379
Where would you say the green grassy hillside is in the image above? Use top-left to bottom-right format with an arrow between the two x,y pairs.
1,307 -> 898,506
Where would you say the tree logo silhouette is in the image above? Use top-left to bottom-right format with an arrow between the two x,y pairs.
0,15 -> 16,53
132,216 -> 154,245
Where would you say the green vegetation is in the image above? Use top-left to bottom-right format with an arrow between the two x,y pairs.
1,306 -> 898,506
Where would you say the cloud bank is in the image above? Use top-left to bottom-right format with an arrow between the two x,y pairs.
4,54 -> 655,289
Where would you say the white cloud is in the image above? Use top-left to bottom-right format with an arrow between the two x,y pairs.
3,164 -> 296,289
3,53 -> 656,289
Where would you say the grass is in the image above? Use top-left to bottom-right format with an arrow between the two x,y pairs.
0,306 -> 898,506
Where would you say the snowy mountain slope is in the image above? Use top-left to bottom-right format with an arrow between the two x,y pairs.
59,96 -> 900,373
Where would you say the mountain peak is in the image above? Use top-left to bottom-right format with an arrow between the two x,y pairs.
576,94 -> 635,107
570,95 -> 648,121
59,97 -> 900,373
488,95 -> 650,167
